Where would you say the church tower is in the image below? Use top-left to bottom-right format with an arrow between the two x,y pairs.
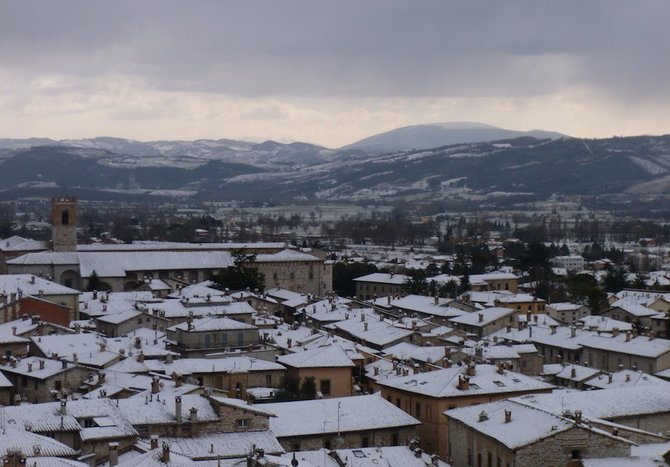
51,197 -> 77,252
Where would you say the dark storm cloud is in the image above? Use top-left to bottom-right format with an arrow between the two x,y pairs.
0,0 -> 668,99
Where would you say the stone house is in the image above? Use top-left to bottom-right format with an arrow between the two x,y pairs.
354,273 -> 408,300
166,316 -> 260,357
377,364 -> 554,459
445,400 -> 632,467
262,393 -> 420,452
0,356 -> 91,403
161,356 -> 286,396
277,345 -> 354,398
448,307 -> 518,339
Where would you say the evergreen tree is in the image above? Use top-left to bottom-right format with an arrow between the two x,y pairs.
85,270 -> 104,292
211,249 -> 265,292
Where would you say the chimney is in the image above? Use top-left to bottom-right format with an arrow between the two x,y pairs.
60,398 -> 67,415
570,367 -> 576,378
570,326 -> 576,338
478,411 -> 488,422
457,375 -> 470,390
109,442 -> 119,467
625,373 -> 630,382
506,325 -> 511,333
99,372 -> 105,384
529,326 -> 533,338
550,325 -> 557,335
61,359 -> 67,369
608,374 -> 613,384
150,434 -> 159,450
151,376 -> 160,394
434,295 -> 438,306
497,363 -> 504,375
478,313 -> 483,323
165,353 -> 173,364
135,337 -> 142,349
30,275 -> 35,284
33,444 -> 40,456
27,362 -> 33,373
374,366 -> 379,376
175,396 -> 182,423
72,353 -> 78,364
466,363 -> 476,376
504,409 -> 512,423
13,394 -> 21,405
12,326 -> 17,336
387,296 -> 391,305
161,443 -> 170,462
364,322 -> 369,332
99,342 -> 106,352
10,358 -> 17,368
413,363 -> 419,375
74,323 -> 81,334
39,360 -> 45,370
137,351 -> 145,363
189,407 -> 198,424
574,410 -> 582,424
612,327 -> 619,337
625,332 -> 631,342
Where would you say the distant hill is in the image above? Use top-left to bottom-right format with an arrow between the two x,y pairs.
1,133 -> 669,204
342,122 -> 566,152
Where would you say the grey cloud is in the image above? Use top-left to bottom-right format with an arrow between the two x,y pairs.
0,1 -> 668,100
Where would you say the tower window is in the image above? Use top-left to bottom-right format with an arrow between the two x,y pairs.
62,209 -> 69,225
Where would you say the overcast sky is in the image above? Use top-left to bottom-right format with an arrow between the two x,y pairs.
0,1 -> 668,147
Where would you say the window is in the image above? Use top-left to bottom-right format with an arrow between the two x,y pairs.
273,273 -> 278,280
266,374 -> 272,386
237,419 -> 249,428
467,448 -> 472,466
396,398 -> 401,408
237,332 -> 244,347
320,379 -> 331,396
324,440 -> 331,449
392,433 -> 399,445
290,272 -> 295,280
571,449 -> 582,459
361,436 -> 369,447
415,402 -> 421,418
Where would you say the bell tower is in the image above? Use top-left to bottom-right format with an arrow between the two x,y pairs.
52,197 -> 77,252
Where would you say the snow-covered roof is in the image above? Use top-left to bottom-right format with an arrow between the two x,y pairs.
9,251 -> 234,278
584,370 -> 670,389
0,356 -> 75,379
513,384 -> 670,419
555,364 -> 602,382
332,446 -> 451,467
255,249 -> 322,262
94,309 -> 143,325
277,345 -> 355,368
327,311 -> 416,347
0,236 -> 47,252
448,307 -> 516,327
578,315 -> 633,332
263,393 -> 420,437
378,364 -> 553,398
116,394 -> 219,426
353,273 -> 407,285
162,356 -> 285,375
445,400 -> 630,450
168,316 -> 257,332
0,429 -> 78,457
77,241 -> 285,252
0,274 -> 79,297
137,431 -> 284,459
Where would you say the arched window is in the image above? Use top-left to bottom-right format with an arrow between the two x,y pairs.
61,209 -> 69,225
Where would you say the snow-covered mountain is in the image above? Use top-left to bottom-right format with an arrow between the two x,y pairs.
0,137 -> 334,169
342,122 -> 566,152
